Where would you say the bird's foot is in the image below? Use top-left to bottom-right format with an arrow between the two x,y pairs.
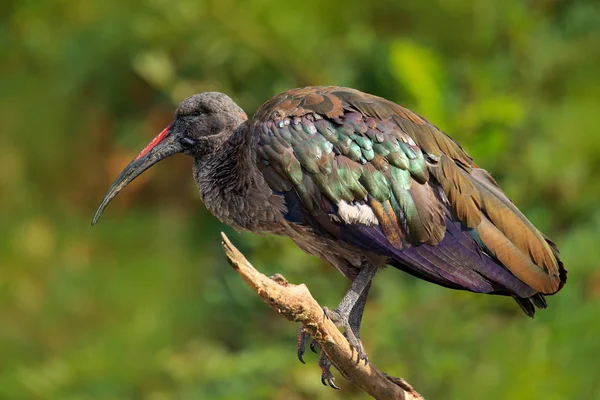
297,325 -> 339,389
296,304 -> 368,388
297,325 -> 318,364
318,351 -> 339,389
323,306 -> 368,365
297,307 -> 368,362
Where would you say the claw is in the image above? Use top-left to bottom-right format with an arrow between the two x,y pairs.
350,339 -> 368,365
318,352 -> 340,389
321,374 -> 340,389
297,325 -> 310,364
310,340 -> 318,353
298,349 -> 306,364
320,368 -> 340,389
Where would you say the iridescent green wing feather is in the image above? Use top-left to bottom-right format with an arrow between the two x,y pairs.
253,86 -> 565,295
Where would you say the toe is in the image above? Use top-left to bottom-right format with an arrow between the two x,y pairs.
343,327 -> 369,365
297,325 -> 311,364
310,340 -> 319,354
322,307 -> 343,325
318,353 -> 340,390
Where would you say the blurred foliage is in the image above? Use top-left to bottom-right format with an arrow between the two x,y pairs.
1,0 -> 600,398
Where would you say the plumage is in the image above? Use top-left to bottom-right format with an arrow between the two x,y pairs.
93,86 -> 567,385
255,86 -> 565,299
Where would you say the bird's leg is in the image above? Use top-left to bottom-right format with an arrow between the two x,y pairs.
346,281 -> 371,362
297,264 -> 375,360
324,261 -> 377,363
323,280 -> 373,364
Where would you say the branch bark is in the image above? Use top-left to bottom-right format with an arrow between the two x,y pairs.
220,233 -> 424,400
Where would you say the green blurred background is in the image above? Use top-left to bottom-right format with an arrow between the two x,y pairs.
2,0 -> 600,398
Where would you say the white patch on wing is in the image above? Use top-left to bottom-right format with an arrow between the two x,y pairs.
332,200 -> 379,226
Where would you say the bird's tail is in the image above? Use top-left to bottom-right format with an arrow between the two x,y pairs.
513,293 -> 547,318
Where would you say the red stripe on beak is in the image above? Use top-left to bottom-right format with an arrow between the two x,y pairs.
134,125 -> 171,161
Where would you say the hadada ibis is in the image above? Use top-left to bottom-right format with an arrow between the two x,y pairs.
93,86 -> 567,387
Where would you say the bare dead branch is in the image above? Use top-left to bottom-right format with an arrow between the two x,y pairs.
221,232 -> 424,400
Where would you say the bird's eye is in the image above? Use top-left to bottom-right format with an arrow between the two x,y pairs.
180,136 -> 197,147
190,110 -> 202,117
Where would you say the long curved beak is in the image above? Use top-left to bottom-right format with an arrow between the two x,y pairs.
92,124 -> 184,225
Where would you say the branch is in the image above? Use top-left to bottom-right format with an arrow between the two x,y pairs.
220,233 -> 424,400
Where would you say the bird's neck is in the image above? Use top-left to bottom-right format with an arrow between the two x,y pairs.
193,123 -> 283,231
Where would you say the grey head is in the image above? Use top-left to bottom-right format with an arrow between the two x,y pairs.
92,92 -> 247,225
173,93 -> 247,156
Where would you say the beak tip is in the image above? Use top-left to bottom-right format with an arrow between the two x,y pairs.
91,208 -> 104,226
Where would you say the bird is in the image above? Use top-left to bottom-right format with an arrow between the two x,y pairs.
92,86 -> 567,387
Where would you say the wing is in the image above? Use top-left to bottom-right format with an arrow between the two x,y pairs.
252,86 -> 566,296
